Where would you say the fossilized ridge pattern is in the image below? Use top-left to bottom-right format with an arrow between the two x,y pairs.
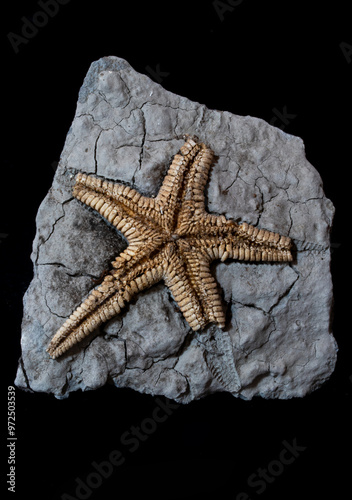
47,136 -> 292,359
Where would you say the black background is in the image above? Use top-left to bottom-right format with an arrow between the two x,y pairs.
2,1 -> 351,499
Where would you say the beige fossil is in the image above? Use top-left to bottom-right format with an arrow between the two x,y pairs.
47,135 -> 292,359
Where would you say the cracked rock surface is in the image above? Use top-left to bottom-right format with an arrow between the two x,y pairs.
15,56 -> 337,402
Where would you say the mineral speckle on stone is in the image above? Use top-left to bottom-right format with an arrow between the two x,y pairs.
15,56 -> 337,402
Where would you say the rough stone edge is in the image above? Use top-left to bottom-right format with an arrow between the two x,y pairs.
15,55 -> 337,400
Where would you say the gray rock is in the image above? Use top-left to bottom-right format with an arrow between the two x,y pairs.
15,56 -> 337,402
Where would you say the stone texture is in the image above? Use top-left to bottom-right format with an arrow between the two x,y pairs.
15,56 -> 337,402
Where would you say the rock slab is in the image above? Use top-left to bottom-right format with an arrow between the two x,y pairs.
15,56 -> 337,402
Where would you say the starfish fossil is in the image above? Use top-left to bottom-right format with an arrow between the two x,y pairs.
47,136 -> 292,359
